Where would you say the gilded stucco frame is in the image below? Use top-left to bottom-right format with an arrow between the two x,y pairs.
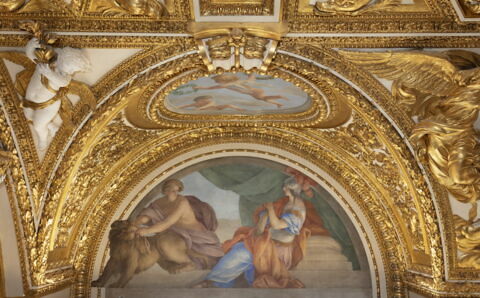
0,31 -> 479,296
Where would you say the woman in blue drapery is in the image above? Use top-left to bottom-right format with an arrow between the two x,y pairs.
195,178 -> 329,288
192,163 -> 360,288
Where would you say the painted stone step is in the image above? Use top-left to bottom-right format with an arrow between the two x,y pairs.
291,270 -> 371,288
301,248 -> 349,261
304,236 -> 343,250
294,259 -> 353,271
105,287 -> 372,298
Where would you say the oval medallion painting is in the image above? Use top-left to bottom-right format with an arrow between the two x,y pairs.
94,157 -> 372,298
165,72 -> 312,114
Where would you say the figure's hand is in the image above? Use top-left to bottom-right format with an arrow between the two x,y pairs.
136,228 -> 149,237
127,225 -> 138,233
264,202 -> 274,210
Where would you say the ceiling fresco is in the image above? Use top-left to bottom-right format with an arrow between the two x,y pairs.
1,1 -> 480,298
165,72 -> 311,114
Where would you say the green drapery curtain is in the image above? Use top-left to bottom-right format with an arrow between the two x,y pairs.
199,163 -> 360,270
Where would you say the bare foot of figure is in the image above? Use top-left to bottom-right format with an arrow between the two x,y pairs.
192,280 -> 213,288
170,262 -> 197,274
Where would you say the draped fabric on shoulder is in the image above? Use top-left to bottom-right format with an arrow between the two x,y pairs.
138,196 -> 224,269
221,197 -> 326,288
199,163 -> 360,269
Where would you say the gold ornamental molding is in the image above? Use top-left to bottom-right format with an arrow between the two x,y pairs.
338,49 -> 480,281
0,38 -> 454,296
25,45 -> 440,297
0,16 -> 480,298
188,22 -> 287,72
123,53 -> 352,129
197,0 -> 275,16
0,0 -> 478,33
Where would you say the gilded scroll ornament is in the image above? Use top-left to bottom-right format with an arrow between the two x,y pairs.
461,0 -> 480,14
340,49 -> 480,267
0,0 -> 65,13
189,23 -> 287,72
97,0 -> 171,17
0,21 -> 96,150
313,0 -> 401,15
455,215 -> 480,268
0,0 -> 24,12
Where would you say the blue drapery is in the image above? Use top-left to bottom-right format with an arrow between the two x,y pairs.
199,163 -> 360,270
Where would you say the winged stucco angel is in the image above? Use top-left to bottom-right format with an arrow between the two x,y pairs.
340,49 -> 480,266
341,50 -> 480,216
0,21 -> 95,150
341,50 -> 480,269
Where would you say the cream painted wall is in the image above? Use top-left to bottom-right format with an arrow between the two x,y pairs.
0,183 -> 24,297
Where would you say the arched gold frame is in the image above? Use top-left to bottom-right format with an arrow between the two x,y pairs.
93,146 -> 383,296
1,40 -> 468,297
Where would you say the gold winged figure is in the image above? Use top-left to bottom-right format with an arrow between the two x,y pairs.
340,49 -> 480,219
341,49 -> 480,268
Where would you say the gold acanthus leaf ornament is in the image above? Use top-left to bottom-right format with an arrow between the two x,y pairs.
0,149 -> 14,183
455,215 -> 480,268
314,0 -> 401,15
340,49 -> 480,266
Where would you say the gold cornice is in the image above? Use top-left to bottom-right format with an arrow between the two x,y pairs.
4,34 -> 480,49
0,17 -> 479,295
0,0 -> 477,34
72,129 -> 403,297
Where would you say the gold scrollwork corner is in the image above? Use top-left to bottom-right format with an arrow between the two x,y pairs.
340,49 -> 480,268
313,0 -> 401,15
188,22 -> 288,73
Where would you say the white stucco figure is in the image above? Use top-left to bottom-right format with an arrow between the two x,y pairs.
23,37 -> 91,149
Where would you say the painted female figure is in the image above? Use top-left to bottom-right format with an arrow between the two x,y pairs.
196,178 -> 326,288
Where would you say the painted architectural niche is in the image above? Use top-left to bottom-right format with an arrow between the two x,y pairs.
165,72 -> 311,115
92,157 -> 371,297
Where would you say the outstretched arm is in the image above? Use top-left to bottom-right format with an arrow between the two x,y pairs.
137,200 -> 186,236
178,103 -> 198,109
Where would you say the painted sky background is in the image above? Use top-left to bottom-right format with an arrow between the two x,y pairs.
181,172 -> 240,220
166,72 -> 311,114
